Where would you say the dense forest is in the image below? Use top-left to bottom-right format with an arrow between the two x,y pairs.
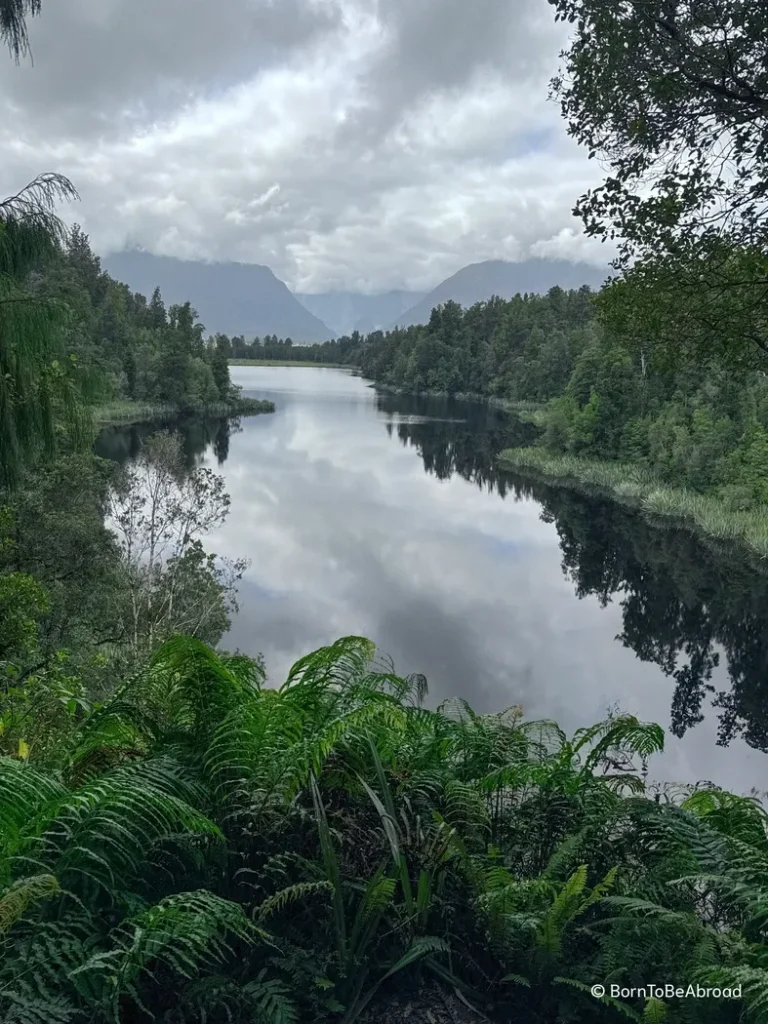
4,1 -> 768,1023
46,226 -> 276,419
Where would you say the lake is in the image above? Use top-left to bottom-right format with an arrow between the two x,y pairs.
96,365 -> 768,793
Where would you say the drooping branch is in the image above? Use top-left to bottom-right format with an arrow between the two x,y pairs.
0,0 -> 41,62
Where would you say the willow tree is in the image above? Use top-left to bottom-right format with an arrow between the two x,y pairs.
1,0 -> 40,61
0,173 -> 86,488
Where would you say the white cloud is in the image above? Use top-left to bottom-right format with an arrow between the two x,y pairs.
0,0 -> 611,291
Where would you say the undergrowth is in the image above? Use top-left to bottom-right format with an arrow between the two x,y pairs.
2,636 -> 767,1022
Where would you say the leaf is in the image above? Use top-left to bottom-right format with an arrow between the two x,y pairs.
643,997 -> 668,1022
501,973 -> 531,987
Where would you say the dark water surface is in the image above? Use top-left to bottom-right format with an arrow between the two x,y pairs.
96,366 -> 768,792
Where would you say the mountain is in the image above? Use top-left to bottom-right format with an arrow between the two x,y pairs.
103,251 -> 334,342
296,289 -> 425,337
392,259 -> 609,328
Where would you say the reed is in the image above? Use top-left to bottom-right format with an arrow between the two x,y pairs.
499,447 -> 768,560
93,397 -> 275,426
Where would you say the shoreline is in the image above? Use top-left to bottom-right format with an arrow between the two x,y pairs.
93,397 -> 276,427
229,359 -> 349,368
499,447 -> 768,561
369,382 -> 544,414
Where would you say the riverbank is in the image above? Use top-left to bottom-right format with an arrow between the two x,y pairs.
93,397 -> 276,426
230,358 -> 349,368
499,447 -> 768,560
370,382 -> 544,415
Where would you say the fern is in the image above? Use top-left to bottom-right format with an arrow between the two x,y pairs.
3,636 -> 763,1023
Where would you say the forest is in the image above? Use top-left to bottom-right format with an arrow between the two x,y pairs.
4,1 -> 768,1023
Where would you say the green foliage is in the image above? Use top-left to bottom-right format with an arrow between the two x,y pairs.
0,0 -> 41,62
1,635 -> 764,1022
347,286 -> 768,523
0,176 -> 89,488
43,227 -> 239,413
547,0 -> 768,267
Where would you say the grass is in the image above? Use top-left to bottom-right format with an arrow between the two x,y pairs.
499,447 -> 768,560
229,359 -> 348,368
93,397 -> 276,426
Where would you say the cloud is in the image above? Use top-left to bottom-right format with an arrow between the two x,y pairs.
0,0 -> 611,291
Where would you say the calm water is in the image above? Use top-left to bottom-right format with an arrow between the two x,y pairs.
96,366 -> 768,793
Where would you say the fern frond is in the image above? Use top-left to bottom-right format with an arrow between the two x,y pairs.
255,881 -> 333,922
0,873 -> 58,932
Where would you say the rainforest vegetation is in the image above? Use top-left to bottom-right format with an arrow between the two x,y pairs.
4,1 -> 768,1023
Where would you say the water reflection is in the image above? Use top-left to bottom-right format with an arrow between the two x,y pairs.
94,371 -> 768,787
379,395 -> 768,755
376,392 -> 538,496
95,414 -> 239,469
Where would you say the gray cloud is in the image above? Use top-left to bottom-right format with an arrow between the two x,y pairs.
0,0 -> 611,292
0,0 -> 341,135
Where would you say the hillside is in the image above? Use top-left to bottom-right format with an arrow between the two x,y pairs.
296,289 -> 425,336
103,251 -> 335,342
392,259 -> 609,327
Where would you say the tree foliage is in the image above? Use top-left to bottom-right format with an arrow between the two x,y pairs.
45,227 -> 236,409
548,0 -> 768,366
2,635 -> 765,1023
0,175 -> 87,488
0,0 -> 40,62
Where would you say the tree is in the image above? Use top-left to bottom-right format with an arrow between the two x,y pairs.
549,0 -> 768,261
548,0 -> 768,365
1,0 -> 41,61
211,334 -> 231,400
109,432 -> 243,654
148,285 -> 167,329
0,174 -> 86,487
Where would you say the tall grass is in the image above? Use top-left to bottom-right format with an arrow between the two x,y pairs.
499,447 -> 768,560
93,397 -> 275,426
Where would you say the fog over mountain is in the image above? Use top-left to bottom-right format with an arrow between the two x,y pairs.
393,259 -> 609,328
295,290 -> 425,337
102,251 -> 609,342
103,251 -> 334,342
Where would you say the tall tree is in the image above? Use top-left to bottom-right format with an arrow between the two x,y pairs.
0,174 -> 85,487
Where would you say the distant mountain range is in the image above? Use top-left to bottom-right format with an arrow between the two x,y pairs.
103,251 -> 608,342
391,259 -> 609,328
295,290 -> 426,337
103,251 -> 335,343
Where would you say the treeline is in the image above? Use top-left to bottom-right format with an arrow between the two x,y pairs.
45,226 -> 235,409
307,287 -> 768,511
225,330 -> 364,364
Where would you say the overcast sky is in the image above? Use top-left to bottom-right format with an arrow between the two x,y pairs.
0,0 -> 610,293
